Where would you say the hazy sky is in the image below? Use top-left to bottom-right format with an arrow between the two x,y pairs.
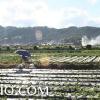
0,0 -> 100,28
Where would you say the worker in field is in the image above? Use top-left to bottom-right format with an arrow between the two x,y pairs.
15,49 -> 34,68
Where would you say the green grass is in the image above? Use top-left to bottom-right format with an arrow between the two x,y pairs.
35,50 -> 100,56
0,53 -> 21,64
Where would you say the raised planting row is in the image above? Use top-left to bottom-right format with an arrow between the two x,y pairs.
1,69 -> 100,99
49,56 -> 99,63
35,56 -> 100,69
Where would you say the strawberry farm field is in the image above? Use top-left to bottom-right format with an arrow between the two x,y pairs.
1,69 -> 100,99
1,49 -> 100,99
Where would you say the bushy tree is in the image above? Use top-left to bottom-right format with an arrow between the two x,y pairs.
86,45 -> 92,50
33,46 -> 38,50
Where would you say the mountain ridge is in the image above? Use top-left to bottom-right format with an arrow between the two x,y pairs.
0,26 -> 100,45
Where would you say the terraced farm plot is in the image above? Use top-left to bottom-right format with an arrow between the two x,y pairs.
1,69 -> 100,99
1,56 -> 100,69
